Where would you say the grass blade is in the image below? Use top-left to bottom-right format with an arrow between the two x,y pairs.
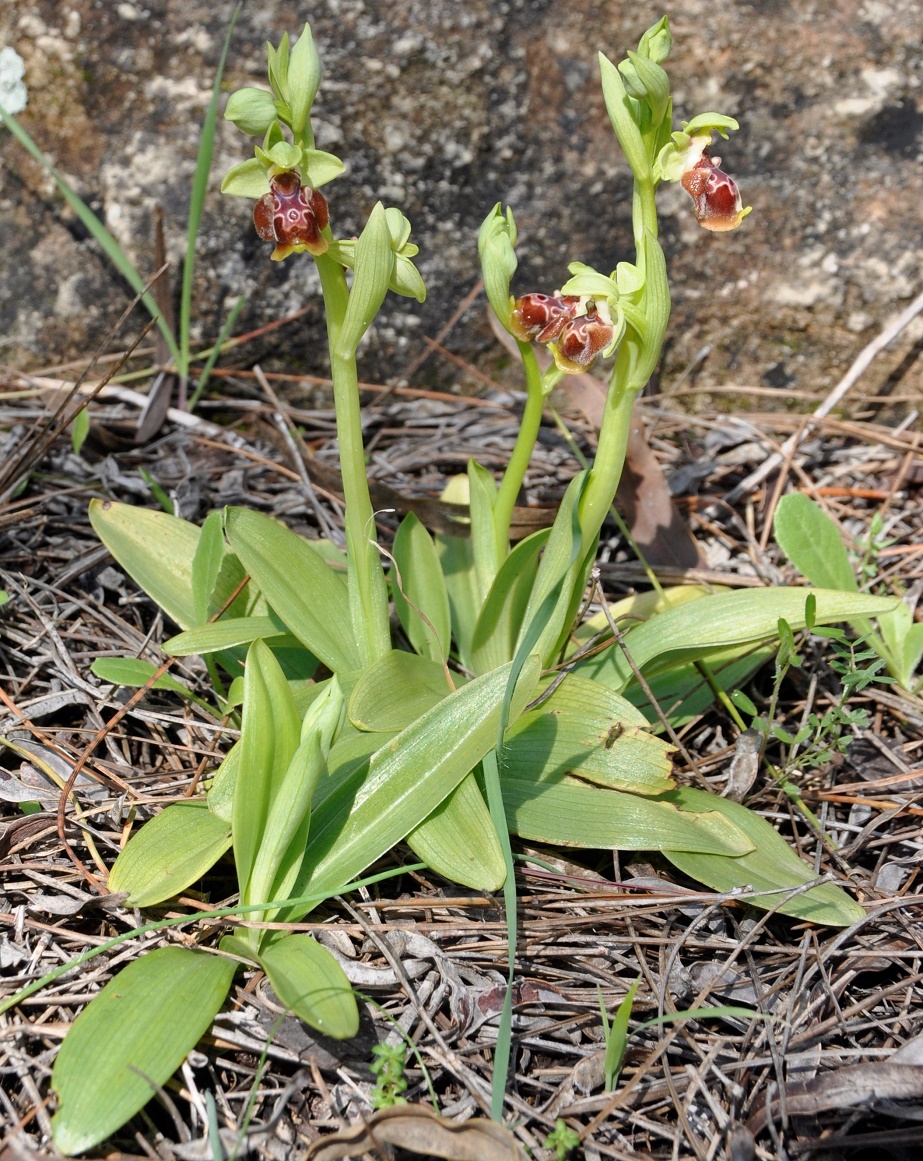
179,4 -> 242,379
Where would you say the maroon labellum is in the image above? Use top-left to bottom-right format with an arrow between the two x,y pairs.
680,151 -> 747,232
253,169 -> 330,260
509,293 -> 581,344
550,305 -> 615,374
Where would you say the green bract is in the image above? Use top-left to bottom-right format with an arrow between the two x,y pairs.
478,202 -> 518,334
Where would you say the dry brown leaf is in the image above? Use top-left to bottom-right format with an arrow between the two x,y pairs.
748,1062 -> 923,1137
303,1104 -> 527,1161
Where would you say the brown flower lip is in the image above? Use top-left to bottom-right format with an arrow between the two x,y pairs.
680,150 -> 748,232
550,306 -> 615,374
509,293 -> 581,344
253,170 -> 330,260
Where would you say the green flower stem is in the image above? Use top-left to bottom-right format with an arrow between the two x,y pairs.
315,252 -> 391,665
579,166 -> 664,552
492,342 -> 548,555
577,349 -> 635,548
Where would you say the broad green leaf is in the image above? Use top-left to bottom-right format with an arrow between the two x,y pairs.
471,528 -> 549,673
517,472 -> 594,667
624,644 -> 776,730
392,513 -> 451,662
282,655 -> 541,913
348,649 -> 452,732
663,788 -> 866,925
468,459 -> 501,601
436,531 -> 479,671
108,802 -> 231,907
773,494 -> 857,592
877,598 -> 923,688
207,741 -> 239,822
225,507 -> 360,673
502,774 -> 753,855
570,584 -> 715,651
165,616 -> 299,655
258,934 -> 358,1038
91,657 -> 192,699
51,947 -> 236,1154
406,770 -> 506,891
248,733 -> 323,921
235,640 -> 301,903
579,588 -> 901,692
89,500 -> 201,628
504,673 -> 675,795
191,510 -> 228,625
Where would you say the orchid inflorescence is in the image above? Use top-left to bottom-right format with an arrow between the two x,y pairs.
488,20 -> 750,376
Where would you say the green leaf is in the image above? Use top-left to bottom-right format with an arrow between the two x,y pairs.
225,507 -> 360,673
90,657 -> 190,698
248,733 -> 323,922
406,770 -> 506,891
71,407 -> 89,456
191,510 -> 227,626
108,802 -> 231,907
235,640 -> 302,903
165,616 -> 299,656
51,947 -> 236,1154
467,459 -> 501,601
283,656 -> 541,912
207,740 -> 239,823
603,978 -> 639,1090
435,526 -> 480,672
89,500 -> 201,629
504,673 -> 675,795
471,528 -> 549,673
517,472 -> 593,666
391,513 -> 451,662
624,644 -> 775,730
503,774 -> 753,856
579,588 -> 902,693
878,601 -> 923,687
774,494 -> 857,592
258,933 -> 358,1037
348,650 -> 451,732
663,788 -> 866,925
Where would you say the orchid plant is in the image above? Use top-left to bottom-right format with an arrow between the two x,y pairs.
48,18 -> 897,1153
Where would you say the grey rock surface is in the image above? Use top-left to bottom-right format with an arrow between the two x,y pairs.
2,0 -> 922,399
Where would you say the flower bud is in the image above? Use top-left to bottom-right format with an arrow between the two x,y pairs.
253,170 -> 329,261
509,293 -> 581,344
224,87 -> 278,136
681,150 -> 750,232
550,305 -> 615,374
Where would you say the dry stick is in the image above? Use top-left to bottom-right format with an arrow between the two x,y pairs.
725,284 -> 923,505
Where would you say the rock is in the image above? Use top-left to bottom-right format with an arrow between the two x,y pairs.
2,0 -> 921,400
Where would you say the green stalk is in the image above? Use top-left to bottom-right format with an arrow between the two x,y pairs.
492,342 -> 551,555
315,252 -> 391,665
578,167 -> 663,551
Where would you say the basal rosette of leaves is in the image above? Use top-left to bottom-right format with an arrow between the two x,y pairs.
51,18 -> 899,1154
